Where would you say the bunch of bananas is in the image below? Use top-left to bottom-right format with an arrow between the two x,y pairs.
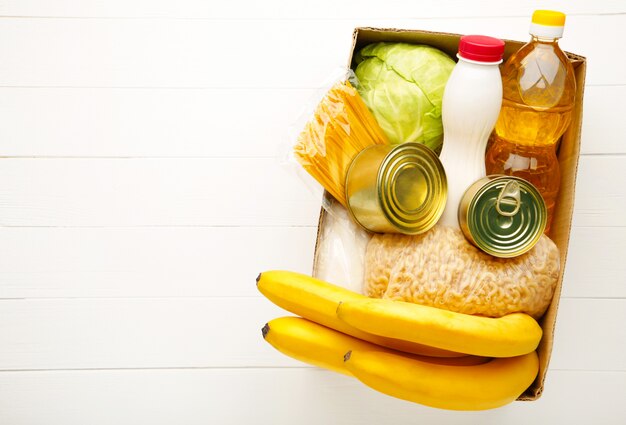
257,270 -> 541,411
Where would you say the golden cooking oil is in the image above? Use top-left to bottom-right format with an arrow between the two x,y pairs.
485,10 -> 576,233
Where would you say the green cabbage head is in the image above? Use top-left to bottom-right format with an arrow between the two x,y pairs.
354,42 -> 455,151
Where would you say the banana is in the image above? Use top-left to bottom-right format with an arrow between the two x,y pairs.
262,316 -> 490,376
344,348 -> 539,411
257,270 -> 464,357
262,316 -> 373,375
336,298 -> 542,357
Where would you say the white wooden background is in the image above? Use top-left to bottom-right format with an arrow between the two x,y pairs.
0,1 -> 624,423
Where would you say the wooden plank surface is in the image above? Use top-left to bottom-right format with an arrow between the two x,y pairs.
0,298 -> 623,371
0,156 -> 620,227
0,158 -> 321,227
0,85 -> 621,158
0,226 -> 621,299
0,2 -> 623,422
0,227 -> 317,299
0,87 -> 313,158
0,368 -> 623,425
0,16 -> 621,88
1,0 -> 624,18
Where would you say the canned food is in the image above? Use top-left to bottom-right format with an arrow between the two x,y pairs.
345,143 -> 447,235
459,175 -> 547,258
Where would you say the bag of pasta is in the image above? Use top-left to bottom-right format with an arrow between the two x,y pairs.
289,71 -> 389,208
363,225 -> 560,319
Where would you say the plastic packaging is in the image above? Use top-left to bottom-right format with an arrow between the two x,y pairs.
289,72 -> 389,208
313,198 -> 371,293
485,10 -> 576,233
438,35 -> 505,229
362,225 -> 560,319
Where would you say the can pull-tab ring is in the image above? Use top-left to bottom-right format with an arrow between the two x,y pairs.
496,180 -> 521,217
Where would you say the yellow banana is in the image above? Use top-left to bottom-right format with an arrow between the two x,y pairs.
336,298 -> 542,357
344,348 -> 539,411
262,316 -> 374,375
257,270 -> 464,357
262,316 -> 489,376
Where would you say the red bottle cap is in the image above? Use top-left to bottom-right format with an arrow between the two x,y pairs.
458,35 -> 505,63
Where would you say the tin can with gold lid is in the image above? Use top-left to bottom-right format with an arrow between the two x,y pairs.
345,142 -> 447,235
459,175 -> 547,258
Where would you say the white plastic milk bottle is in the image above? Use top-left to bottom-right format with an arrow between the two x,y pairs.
438,35 -> 506,229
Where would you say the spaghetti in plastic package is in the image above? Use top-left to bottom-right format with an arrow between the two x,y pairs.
363,225 -> 560,319
313,197 -> 372,293
282,68 -> 389,212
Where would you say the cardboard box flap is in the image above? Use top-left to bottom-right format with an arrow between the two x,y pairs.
351,27 -> 586,66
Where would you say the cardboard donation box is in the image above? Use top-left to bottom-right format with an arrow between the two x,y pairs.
312,27 -> 587,400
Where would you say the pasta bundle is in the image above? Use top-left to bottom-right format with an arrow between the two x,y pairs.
293,81 -> 389,206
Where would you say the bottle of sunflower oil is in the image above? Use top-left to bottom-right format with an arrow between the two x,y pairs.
485,10 -> 576,233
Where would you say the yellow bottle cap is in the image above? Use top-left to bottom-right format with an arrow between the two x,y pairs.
532,10 -> 566,27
